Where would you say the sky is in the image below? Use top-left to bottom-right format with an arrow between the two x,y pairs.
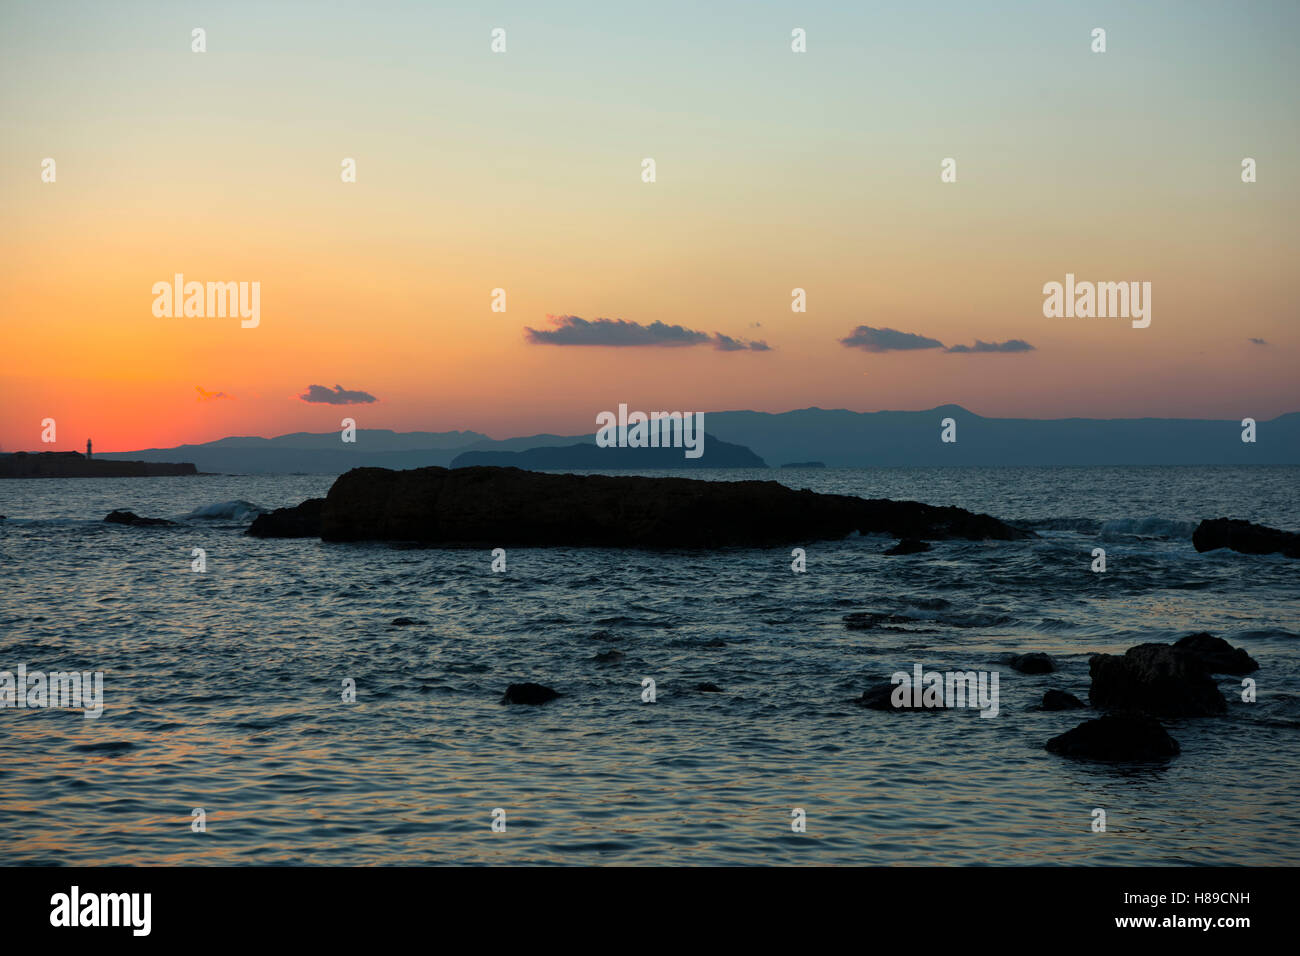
2,0 -> 1298,452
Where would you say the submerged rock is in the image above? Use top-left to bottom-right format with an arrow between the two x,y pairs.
104,509 -> 176,527
251,465 -> 1032,548
695,682 -> 724,693
1010,652 -> 1055,674
502,682 -> 561,705
1192,517 -> 1300,558
1046,714 -> 1180,761
1042,689 -> 1085,710
1089,643 -> 1226,717
884,538 -> 931,555
1173,632 -> 1259,674
246,498 -> 325,538
855,681 -> 924,712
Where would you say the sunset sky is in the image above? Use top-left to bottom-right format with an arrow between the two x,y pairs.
2,0 -> 1297,452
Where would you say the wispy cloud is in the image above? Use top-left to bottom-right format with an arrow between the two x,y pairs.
1248,337 -> 1269,346
299,384 -> 378,405
526,314 -> 769,351
840,326 -> 1034,354
195,386 -> 233,402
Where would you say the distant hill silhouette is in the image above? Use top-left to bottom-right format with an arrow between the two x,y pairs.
97,407 -> 1300,473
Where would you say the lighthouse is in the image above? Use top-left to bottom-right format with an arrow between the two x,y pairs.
86,439 -> 92,459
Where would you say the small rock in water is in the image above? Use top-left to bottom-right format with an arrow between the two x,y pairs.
592,650 -> 625,664
502,682 -> 561,705
389,617 -> 425,626
855,681 -> 923,712
1010,652 -> 1055,674
1046,714 -> 1180,761
104,510 -> 176,527
884,538 -> 931,555
695,682 -> 723,693
1173,632 -> 1259,675
1041,689 -> 1085,710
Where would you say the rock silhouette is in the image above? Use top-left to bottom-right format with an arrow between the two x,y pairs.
1046,714 -> 1180,761
246,498 -> 325,538
246,466 -> 1032,548
1010,652 -> 1055,674
1173,632 -> 1259,674
884,538 -> 931,555
1089,643 -> 1226,717
103,510 -> 176,527
1193,517 -> 1300,558
1042,689 -> 1085,710
502,683 -> 561,705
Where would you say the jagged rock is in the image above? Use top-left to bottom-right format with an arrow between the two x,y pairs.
1011,652 -> 1055,674
1173,632 -> 1259,674
502,682 -> 560,705
103,509 -> 175,527
246,498 -> 325,538
884,538 -> 931,555
249,465 -> 1032,548
1192,518 -> 1300,558
1042,689 -> 1085,710
1089,643 -> 1226,716
1046,714 -> 1180,761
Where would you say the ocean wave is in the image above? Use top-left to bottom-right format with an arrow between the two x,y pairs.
184,500 -> 264,521
1017,516 -> 1196,540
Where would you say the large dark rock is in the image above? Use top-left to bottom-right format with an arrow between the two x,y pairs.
1042,689 -> 1085,710
1089,643 -> 1226,717
250,466 -> 1033,548
1011,652 -> 1055,674
1046,714 -> 1180,761
104,509 -> 176,527
502,682 -> 561,705
1192,518 -> 1300,558
1173,632 -> 1259,675
246,498 -> 325,538
884,538 -> 931,555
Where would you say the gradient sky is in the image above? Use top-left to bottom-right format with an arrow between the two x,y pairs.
2,0 -> 1298,451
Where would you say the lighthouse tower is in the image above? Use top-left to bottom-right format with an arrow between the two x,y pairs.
86,439 -> 92,459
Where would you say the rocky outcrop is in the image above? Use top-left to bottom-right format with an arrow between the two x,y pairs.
884,538 -> 931,555
1046,715 -> 1180,761
246,498 -> 325,538
2,452 -> 196,478
1088,643 -> 1226,717
103,510 -> 176,527
1192,518 -> 1300,558
1042,689 -> 1085,710
502,682 -> 561,705
855,681 -> 924,712
250,466 -> 1032,548
1173,632 -> 1259,674
1010,652 -> 1054,674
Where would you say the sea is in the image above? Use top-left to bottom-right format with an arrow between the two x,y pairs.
1,466 -> 1297,865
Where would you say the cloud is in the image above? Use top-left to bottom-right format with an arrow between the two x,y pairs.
840,326 -> 1035,354
195,386 -> 234,402
526,314 -> 770,351
1248,337 -> 1269,346
840,326 -> 944,352
299,384 -> 378,405
944,339 -> 1036,353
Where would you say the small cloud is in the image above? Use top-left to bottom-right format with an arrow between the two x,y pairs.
299,384 -> 378,405
1248,337 -> 1268,346
195,386 -> 234,402
840,326 -> 944,352
526,314 -> 769,351
945,339 -> 1036,353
